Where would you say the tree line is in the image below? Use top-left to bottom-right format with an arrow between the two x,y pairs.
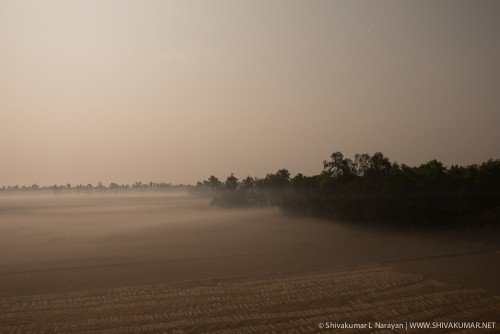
192,152 -> 500,230
0,181 -> 190,194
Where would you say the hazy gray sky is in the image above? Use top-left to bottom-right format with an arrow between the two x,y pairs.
1,0 -> 499,186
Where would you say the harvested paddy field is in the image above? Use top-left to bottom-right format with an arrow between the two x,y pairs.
1,266 -> 499,333
0,194 -> 498,333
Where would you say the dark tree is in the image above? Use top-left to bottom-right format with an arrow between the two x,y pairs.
225,173 -> 239,190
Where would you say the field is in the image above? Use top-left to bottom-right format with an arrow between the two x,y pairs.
0,193 -> 499,333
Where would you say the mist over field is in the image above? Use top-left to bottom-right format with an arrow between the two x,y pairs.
0,193 -> 498,332
2,192 -> 497,293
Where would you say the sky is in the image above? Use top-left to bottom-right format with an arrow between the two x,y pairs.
1,0 -> 499,186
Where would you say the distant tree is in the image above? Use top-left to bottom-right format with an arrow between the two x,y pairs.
241,176 -> 255,190
225,173 -> 239,190
276,169 -> 291,185
208,175 -> 219,197
259,169 -> 291,189
323,152 -> 354,179
353,153 -> 372,176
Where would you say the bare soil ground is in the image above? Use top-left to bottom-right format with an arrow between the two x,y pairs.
1,266 -> 499,333
0,193 -> 498,333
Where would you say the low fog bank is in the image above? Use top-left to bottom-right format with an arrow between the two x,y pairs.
0,193 -> 498,297
0,190 -> 190,200
0,184 -> 191,196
